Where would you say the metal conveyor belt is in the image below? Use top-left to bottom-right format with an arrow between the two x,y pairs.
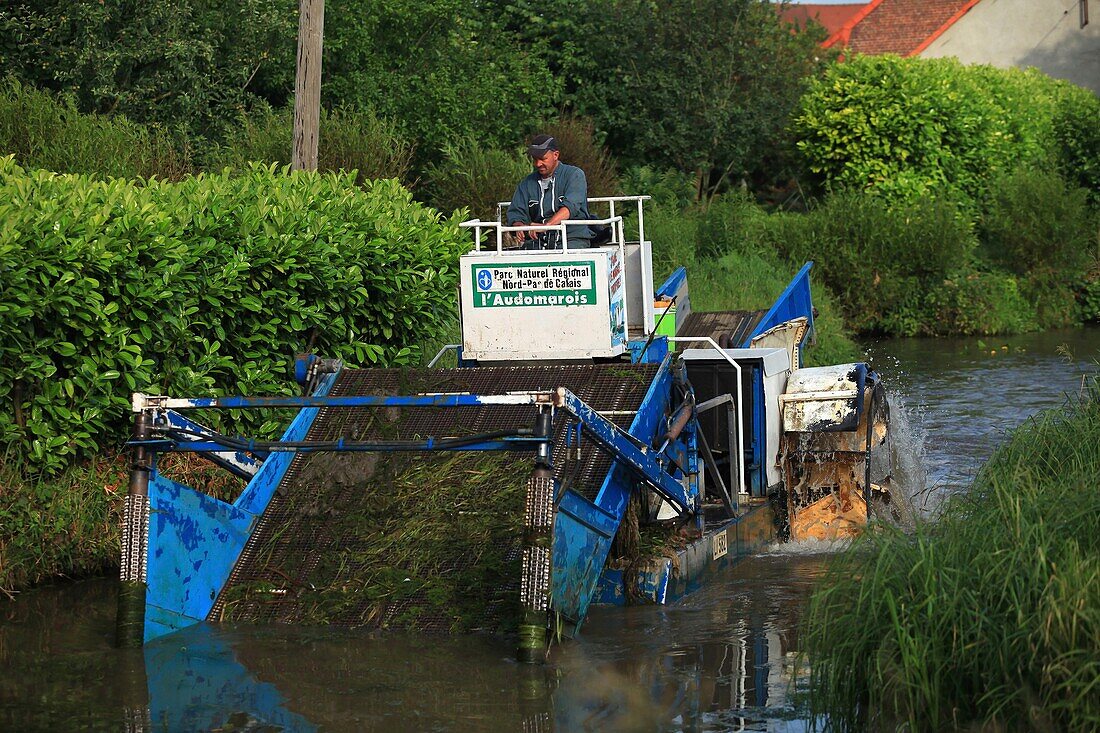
208,364 -> 659,633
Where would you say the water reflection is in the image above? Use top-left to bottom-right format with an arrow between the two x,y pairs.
0,554 -> 827,732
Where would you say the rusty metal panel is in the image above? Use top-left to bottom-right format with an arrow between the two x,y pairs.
679,310 -> 766,348
781,363 -> 867,433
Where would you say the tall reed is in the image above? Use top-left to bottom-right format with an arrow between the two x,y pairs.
804,381 -> 1100,731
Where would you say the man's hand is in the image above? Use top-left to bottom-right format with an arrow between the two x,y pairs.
509,222 -> 528,242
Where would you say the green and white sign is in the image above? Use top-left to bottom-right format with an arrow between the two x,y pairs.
471,261 -> 597,308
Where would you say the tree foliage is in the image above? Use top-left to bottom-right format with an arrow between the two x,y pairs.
794,55 -> 1100,203
322,0 -> 561,160
0,1 -> 295,142
553,0 -> 830,199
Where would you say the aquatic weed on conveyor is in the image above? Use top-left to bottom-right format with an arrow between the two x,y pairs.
115,195 -> 899,662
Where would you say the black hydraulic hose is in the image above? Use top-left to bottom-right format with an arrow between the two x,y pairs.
159,427 -> 537,453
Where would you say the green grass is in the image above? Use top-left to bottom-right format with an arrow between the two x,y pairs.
0,453 -> 242,596
803,381 -> 1100,731
0,454 -> 126,596
687,251 -> 860,366
646,201 -> 861,366
0,77 -> 192,180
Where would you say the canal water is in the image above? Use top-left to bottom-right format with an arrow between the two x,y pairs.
2,329 -> 1098,732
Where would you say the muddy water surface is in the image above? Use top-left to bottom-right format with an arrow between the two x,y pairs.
2,328 -> 1098,732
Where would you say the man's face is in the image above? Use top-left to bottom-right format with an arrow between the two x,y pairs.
531,150 -> 560,178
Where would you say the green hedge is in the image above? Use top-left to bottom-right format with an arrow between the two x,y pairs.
795,55 -> 1099,202
0,158 -> 467,473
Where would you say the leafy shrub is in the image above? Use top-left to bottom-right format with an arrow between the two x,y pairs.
1053,87 -> 1100,203
1079,276 -> 1100,324
206,105 -> 415,185
621,166 -> 697,212
980,167 -> 1094,278
979,168 -> 1097,329
694,191 -> 771,260
0,158 -> 467,473
0,77 -> 192,179
421,138 -> 531,221
923,270 -> 1036,336
794,56 -> 1088,203
1,2 -> 295,143
764,191 -> 977,334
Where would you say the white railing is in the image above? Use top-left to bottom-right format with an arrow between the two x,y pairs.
457,215 -> 626,255
492,194 -> 651,249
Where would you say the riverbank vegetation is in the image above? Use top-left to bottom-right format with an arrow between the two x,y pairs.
804,380 -> 1100,731
3,8 -> 1097,344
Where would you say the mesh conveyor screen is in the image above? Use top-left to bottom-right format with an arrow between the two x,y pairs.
209,364 -> 659,632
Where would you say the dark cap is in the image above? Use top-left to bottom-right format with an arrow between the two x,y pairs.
526,134 -> 558,158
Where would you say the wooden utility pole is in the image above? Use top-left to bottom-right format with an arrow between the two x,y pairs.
292,0 -> 325,171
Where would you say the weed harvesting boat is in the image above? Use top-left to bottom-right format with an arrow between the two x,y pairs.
116,195 -> 894,661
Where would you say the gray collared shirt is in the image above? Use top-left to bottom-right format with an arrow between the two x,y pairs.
507,163 -> 593,249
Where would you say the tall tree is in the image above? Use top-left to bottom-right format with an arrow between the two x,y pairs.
322,0 -> 562,160
501,0 -> 830,199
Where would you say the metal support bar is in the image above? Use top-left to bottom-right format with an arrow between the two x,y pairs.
695,392 -> 739,495
133,391 -> 556,411
698,429 -> 736,517
427,344 -> 462,368
138,437 -> 547,454
160,410 -> 264,478
669,337 -> 746,496
133,430 -> 546,456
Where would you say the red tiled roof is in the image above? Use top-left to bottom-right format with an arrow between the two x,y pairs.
780,4 -> 869,38
824,0 -> 982,56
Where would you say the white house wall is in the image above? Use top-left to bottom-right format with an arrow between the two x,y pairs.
920,0 -> 1100,93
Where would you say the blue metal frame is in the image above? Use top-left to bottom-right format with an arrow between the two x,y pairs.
550,355 -> 700,632
138,434 -> 547,454
743,261 -> 814,349
142,371 -> 339,642
137,356 -> 705,642
554,387 -> 692,513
